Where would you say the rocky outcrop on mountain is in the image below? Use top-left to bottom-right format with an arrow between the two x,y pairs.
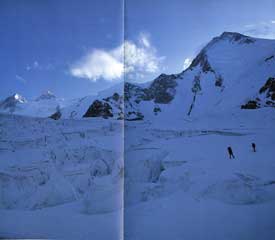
125,111 -> 144,121
148,74 -> 178,103
123,73 -> 178,120
189,51 -> 214,73
124,74 -> 178,104
82,92 -> 123,119
259,77 -> 275,101
49,106 -> 62,120
188,49 -> 223,89
83,100 -> 113,118
241,100 -> 260,109
265,55 -> 274,62
241,77 -> 275,109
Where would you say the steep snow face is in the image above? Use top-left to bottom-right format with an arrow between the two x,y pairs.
172,32 -> 275,118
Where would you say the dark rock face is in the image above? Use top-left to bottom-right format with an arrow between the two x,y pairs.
241,77 -> 275,109
112,92 -> 120,102
83,100 -> 113,118
241,100 -> 260,109
103,92 -> 120,102
266,100 -> 275,106
265,55 -> 274,62
215,75 -> 223,87
148,74 -> 178,103
123,73 -> 179,120
124,74 -> 178,104
125,111 -> 144,121
49,110 -> 62,120
188,50 -> 225,89
124,82 -> 147,102
123,74 -> 178,120
153,106 -> 161,115
189,50 -> 214,73
259,77 -> 275,99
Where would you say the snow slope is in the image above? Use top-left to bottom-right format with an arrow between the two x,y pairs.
123,108 -> 275,240
0,32 -> 275,239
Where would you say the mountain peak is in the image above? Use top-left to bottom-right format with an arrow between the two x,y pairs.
216,31 -> 255,44
36,90 -> 56,101
0,93 -> 27,112
187,32 -> 257,73
11,93 -> 27,103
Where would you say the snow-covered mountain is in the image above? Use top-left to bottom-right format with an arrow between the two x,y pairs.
121,32 -> 275,120
0,93 -> 27,113
58,32 -> 274,121
1,32 -> 275,240
1,32 -> 274,121
35,90 -> 56,101
0,91 -> 65,117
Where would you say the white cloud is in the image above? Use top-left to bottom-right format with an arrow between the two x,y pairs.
26,61 -> 54,71
33,61 -> 39,68
70,33 -> 163,82
242,21 -> 275,39
139,32 -> 150,48
70,49 -> 123,82
16,74 -> 26,84
183,58 -> 192,70
26,61 -> 39,71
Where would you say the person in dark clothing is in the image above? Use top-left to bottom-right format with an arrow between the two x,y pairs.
227,146 -> 235,159
252,143 -> 256,152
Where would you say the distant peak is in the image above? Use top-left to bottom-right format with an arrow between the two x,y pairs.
36,90 -> 56,101
11,93 -> 26,103
13,93 -> 20,100
0,93 -> 26,111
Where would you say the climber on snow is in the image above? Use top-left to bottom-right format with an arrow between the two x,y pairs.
252,142 -> 256,152
227,146 -> 235,159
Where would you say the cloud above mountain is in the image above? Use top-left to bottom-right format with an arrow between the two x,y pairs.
183,58 -> 192,70
70,33 -> 163,82
242,20 -> 275,39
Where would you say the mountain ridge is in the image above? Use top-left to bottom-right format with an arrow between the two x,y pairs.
1,32 -> 274,120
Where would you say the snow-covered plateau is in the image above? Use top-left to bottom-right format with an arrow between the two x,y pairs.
0,32 -> 275,239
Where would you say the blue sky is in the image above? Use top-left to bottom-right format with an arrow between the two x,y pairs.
0,0 -> 275,99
